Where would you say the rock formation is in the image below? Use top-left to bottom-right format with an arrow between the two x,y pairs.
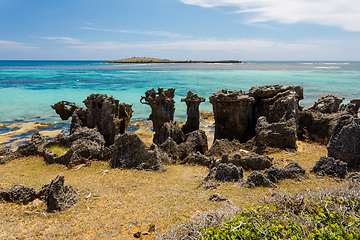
178,130 -> 208,160
263,161 -> 308,182
209,89 -> 255,142
311,156 -> 348,179
52,94 -> 133,146
181,91 -> 205,134
327,115 -> 360,166
226,152 -> 273,171
140,88 -> 175,145
205,138 -> 243,158
204,163 -> 243,182
109,132 -> 167,171
0,175 -> 79,212
241,171 -> 277,188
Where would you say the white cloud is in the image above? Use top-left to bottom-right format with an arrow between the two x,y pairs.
42,37 -> 83,44
0,40 -> 35,51
79,27 -> 184,38
179,0 -> 360,31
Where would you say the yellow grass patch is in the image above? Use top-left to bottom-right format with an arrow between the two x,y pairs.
0,141 -> 342,239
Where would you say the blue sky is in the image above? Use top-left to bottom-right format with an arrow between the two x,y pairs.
1,0 -> 360,60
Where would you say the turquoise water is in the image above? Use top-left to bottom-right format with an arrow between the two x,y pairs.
1,61 -> 359,124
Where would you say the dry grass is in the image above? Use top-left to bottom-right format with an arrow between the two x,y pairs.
0,141 -> 344,239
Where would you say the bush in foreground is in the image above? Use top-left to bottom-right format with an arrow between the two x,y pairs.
159,183 -> 360,240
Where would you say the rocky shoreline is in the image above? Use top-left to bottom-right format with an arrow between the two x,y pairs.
0,84 -> 360,214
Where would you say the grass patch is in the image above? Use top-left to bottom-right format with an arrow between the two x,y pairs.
0,141 -> 347,239
45,145 -> 69,156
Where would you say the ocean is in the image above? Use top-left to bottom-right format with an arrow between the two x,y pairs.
1,60 -> 359,125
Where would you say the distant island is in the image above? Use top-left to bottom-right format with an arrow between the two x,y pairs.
107,57 -> 243,64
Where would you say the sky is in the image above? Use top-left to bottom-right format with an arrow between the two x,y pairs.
1,0 -> 360,61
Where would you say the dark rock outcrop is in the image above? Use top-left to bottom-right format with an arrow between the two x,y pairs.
228,152 -> 273,171
255,116 -> 297,150
16,130 -> 46,157
181,91 -> 205,134
155,121 -> 185,145
109,132 -> 167,171
209,193 -> 228,202
311,156 -> 348,179
209,89 -> 255,142
205,138 -> 242,158
327,115 -> 360,166
249,85 -> 303,123
45,175 -> 79,212
51,101 -> 79,121
178,130 -> 208,160
140,88 -> 175,145
159,138 -> 180,164
204,163 -> 243,182
0,185 -> 37,204
53,94 -> 133,146
181,152 -> 215,167
241,171 -> 277,188
264,161 -> 308,183
347,172 -> 360,184
307,94 -> 344,114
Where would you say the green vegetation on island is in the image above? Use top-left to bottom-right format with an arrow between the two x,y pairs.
107,57 -> 243,64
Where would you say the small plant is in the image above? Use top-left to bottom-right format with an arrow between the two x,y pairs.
46,145 -> 69,156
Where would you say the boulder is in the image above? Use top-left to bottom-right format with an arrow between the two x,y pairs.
228,152 -> 273,171
209,89 -> 255,142
178,130 -> 208,160
0,185 -> 37,204
154,121 -> 185,145
308,94 -> 344,114
311,156 -> 348,179
204,163 -> 243,182
181,152 -> 215,168
255,116 -> 297,150
264,161 -> 308,182
16,130 -> 46,157
140,87 -> 175,144
45,175 -> 79,212
205,138 -> 242,158
109,132 -> 167,171
327,115 -> 360,166
159,138 -> 180,164
181,91 -> 205,134
346,172 -> 360,184
209,193 -> 228,202
241,171 -> 277,188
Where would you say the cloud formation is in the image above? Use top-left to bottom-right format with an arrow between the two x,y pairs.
0,40 -> 35,51
180,0 -> 360,31
79,27 -> 183,38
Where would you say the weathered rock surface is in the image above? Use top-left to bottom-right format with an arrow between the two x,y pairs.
51,101 -> 79,121
347,172 -> 360,184
311,156 -> 348,179
45,175 -> 79,212
16,130 -> 46,157
140,88 -> 175,144
109,132 -> 167,171
308,94 -> 344,114
0,185 -> 37,204
327,115 -> 360,166
44,127 -> 106,168
264,161 -> 308,183
209,193 -> 228,202
209,89 -> 255,142
181,152 -> 215,167
181,91 -> 205,134
241,171 -> 277,188
204,163 -> 243,182
154,121 -> 185,145
205,138 -> 242,157
255,116 -> 297,150
249,85 -> 303,123
178,130 -> 208,160
53,94 -> 133,146
227,152 -> 273,171
159,138 -> 180,164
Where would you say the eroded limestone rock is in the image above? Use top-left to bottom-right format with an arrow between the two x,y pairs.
311,156 -> 348,179
205,138 -> 242,158
181,91 -> 205,134
109,132 -> 167,171
0,185 -> 37,204
327,115 -> 360,166
264,161 -> 308,182
178,130 -> 208,160
209,89 -> 255,142
227,152 -> 273,171
181,152 -> 215,167
140,88 -> 175,144
241,171 -> 277,188
204,163 -> 243,182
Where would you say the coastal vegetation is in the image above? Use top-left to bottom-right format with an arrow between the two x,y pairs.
107,57 -> 242,64
1,140 -> 352,239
